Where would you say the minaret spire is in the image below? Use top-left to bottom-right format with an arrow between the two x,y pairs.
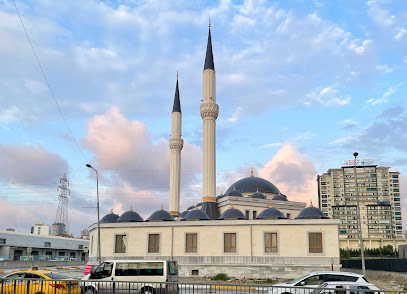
204,21 -> 215,71
169,72 -> 184,217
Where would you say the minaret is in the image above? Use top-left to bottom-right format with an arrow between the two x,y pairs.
200,22 -> 220,219
169,73 -> 183,216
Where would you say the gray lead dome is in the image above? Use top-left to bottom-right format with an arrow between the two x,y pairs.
146,210 -> 174,222
225,176 -> 280,195
295,206 -> 329,219
117,210 -> 143,222
182,209 -> 210,221
257,207 -> 287,219
219,208 -> 246,220
272,194 -> 288,201
100,212 -> 119,223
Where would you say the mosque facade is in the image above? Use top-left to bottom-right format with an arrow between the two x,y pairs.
87,26 -> 341,279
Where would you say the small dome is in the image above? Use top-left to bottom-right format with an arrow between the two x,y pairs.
197,202 -> 203,207
250,189 -> 267,199
295,206 -> 329,219
182,209 -> 210,221
117,209 -> 143,222
219,207 -> 246,220
179,211 -> 188,218
187,205 -> 195,210
225,175 -> 280,195
216,194 -> 225,200
146,207 -> 174,222
227,187 -> 243,197
100,210 -> 119,223
272,194 -> 288,201
257,207 -> 287,219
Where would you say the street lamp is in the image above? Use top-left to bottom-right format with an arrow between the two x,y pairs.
86,164 -> 102,264
353,152 -> 366,276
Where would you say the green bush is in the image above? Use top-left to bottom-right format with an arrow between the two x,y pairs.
210,273 -> 229,281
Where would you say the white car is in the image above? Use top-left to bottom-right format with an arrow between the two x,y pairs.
313,281 -> 381,294
268,271 -> 369,294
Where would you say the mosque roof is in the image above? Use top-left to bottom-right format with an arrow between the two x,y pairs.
179,211 -> 188,218
257,207 -> 287,219
100,210 -> 119,223
117,209 -> 143,222
272,194 -> 288,201
295,206 -> 329,219
225,176 -> 280,195
172,76 -> 181,113
218,207 -> 246,220
216,194 -> 225,200
146,208 -> 174,222
182,209 -> 210,221
250,189 -> 267,199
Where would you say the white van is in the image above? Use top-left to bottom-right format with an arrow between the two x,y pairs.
82,259 -> 179,294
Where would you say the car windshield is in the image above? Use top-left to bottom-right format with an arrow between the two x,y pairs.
43,273 -> 70,280
291,274 -> 311,284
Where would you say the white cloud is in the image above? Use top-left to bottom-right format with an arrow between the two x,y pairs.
376,64 -> 393,74
341,119 -> 357,125
365,84 -> 401,106
226,107 -> 242,123
305,86 -> 351,107
349,39 -> 372,55
293,131 -> 315,141
258,142 -> 283,149
329,136 -> 357,144
366,1 -> 396,27
75,47 -> 126,72
394,29 -> 406,40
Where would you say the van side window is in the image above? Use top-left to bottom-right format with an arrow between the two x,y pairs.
115,263 -> 138,276
138,262 -> 163,276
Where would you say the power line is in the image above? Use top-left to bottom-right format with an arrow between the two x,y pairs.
12,0 -> 88,163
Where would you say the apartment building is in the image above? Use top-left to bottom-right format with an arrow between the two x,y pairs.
317,163 -> 405,249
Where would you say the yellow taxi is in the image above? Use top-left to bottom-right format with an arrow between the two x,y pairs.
0,269 -> 80,294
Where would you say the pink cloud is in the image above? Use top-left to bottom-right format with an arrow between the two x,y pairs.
258,142 -> 317,205
0,144 -> 68,183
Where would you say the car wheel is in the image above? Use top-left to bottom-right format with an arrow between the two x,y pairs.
83,287 -> 96,294
141,286 -> 156,294
35,292 -> 45,294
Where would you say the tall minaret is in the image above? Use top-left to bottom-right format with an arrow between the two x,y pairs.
200,22 -> 219,219
169,73 -> 183,217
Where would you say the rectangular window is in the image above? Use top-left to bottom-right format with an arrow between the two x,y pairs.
224,233 -> 236,253
186,233 -> 197,253
148,234 -> 160,253
245,210 -> 250,219
78,244 -> 83,250
0,238 -> 6,245
115,235 -> 126,253
138,262 -> 164,276
264,232 -> 278,253
44,242 -> 51,247
309,233 -> 323,253
286,213 -> 291,219
253,211 -> 257,219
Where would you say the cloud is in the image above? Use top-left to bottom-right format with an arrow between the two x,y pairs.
74,47 -> 127,72
82,106 -> 201,190
330,136 -> 357,145
258,142 -> 283,149
0,144 -> 68,183
226,107 -> 242,123
258,143 -> 318,204
366,1 -> 396,27
340,119 -> 357,130
376,64 -> 393,74
393,28 -> 406,40
305,86 -> 351,107
365,83 -> 402,106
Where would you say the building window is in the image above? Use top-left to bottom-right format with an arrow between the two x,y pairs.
78,245 -> 83,250
253,211 -> 257,219
245,210 -> 250,219
44,242 -> 51,247
148,234 -> 160,253
186,233 -> 197,253
264,232 -> 278,253
0,238 -> 6,245
115,235 -> 126,253
286,213 -> 291,219
224,233 -> 236,253
308,233 -> 323,253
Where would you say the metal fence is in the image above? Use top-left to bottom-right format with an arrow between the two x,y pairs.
1,279 -> 406,294
341,259 -> 407,273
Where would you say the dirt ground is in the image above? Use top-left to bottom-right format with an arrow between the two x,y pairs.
180,273 -> 407,292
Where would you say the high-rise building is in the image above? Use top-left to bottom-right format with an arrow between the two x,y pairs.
30,222 -> 50,236
317,163 -> 404,249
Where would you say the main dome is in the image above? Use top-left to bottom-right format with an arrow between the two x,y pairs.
225,176 -> 280,195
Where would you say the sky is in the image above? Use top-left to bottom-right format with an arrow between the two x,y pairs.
0,0 -> 406,237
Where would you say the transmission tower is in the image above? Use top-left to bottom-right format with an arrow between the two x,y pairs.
52,173 -> 70,236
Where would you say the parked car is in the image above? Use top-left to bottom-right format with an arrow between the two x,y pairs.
313,281 -> 381,294
0,256 -> 9,261
268,271 -> 369,294
0,270 -> 80,294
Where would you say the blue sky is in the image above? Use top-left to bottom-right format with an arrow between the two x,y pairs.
0,0 -> 406,236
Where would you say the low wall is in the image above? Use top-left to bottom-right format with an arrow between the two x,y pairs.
342,268 -> 407,279
0,260 -> 86,270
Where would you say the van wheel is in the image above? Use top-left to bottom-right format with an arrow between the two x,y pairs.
141,286 -> 155,294
84,287 -> 96,294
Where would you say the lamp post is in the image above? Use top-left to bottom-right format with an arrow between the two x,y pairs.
353,152 -> 366,276
86,164 -> 102,264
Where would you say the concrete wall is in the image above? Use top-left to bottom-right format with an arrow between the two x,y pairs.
0,260 -> 86,270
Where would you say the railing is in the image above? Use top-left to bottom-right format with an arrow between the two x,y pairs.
0,279 -> 406,294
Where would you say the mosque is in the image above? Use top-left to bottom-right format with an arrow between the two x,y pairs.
87,26 -> 341,279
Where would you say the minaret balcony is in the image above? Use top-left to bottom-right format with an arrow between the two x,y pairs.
169,138 -> 184,151
200,103 -> 219,121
